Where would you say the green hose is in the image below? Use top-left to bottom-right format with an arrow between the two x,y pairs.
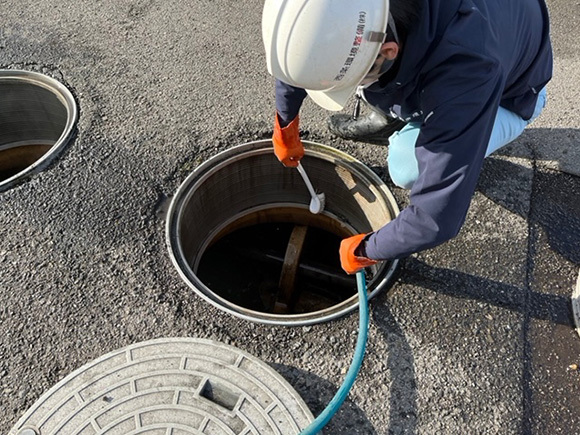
299,271 -> 370,435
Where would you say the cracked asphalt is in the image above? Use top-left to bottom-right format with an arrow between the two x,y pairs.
1,0 -> 579,433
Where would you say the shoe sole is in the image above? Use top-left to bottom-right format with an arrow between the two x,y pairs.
328,120 -> 407,146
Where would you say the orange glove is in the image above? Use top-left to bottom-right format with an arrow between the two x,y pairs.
339,233 -> 378,275
272,113 -> 304,168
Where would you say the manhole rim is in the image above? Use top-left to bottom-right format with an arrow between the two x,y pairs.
166,140 -> 400,326
0,69 -> 78,192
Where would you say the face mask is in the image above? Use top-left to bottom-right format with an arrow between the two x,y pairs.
360,55 -> 396,85
360,13 -> 399,85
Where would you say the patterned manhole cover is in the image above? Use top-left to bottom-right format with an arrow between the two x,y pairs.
10,338 -> 314,434
573,269 -> 580,338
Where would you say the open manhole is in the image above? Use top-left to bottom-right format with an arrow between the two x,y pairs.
167,140 -> 400,326
10,338 -> 314,435
0,70 -> 78,192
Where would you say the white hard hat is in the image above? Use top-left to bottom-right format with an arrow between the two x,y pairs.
262,0 -> 390,111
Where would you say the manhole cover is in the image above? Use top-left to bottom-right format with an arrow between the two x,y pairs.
10,338 -> 314,435
573,269 -> 580,338
0,70 -> 78,192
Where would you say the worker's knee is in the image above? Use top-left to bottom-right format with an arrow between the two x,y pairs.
388,163 -> 418,189
387,123 -> 420,189
528,87 -> 547,124
485,87 -> 548,157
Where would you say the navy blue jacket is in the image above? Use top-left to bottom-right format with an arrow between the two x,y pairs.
275,0 -> 552,260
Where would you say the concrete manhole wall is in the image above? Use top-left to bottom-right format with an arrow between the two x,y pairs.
167,140 -> 400,326
10,338 -> 315,435
0,70 -> 78,192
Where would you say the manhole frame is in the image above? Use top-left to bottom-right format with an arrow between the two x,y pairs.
166,140 -> 400,326
0,69 -> 78,192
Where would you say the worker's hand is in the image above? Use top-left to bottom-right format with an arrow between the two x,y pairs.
273,112 -> 304,168
340,233 -> 378,275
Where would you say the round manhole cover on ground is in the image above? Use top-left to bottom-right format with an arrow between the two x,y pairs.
0,70 -> 78,192
10,338 -> 315,435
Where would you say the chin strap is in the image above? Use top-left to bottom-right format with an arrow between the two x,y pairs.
352,93 -> 362,120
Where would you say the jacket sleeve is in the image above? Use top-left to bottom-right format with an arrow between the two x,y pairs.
275,79 -> 307,126
363,50 -> 505,260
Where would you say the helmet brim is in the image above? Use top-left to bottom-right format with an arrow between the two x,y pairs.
306,84 -> 358,112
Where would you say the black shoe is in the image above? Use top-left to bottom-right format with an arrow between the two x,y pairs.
327,111 -> 406,145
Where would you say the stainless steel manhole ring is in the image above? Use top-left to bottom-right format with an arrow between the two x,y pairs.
0,70 -> 78,192
166,140 -> 401,326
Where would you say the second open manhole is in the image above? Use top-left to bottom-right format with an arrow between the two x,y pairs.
0,69 -> 78,192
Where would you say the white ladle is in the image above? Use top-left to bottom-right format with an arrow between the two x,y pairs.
296,162 -> 326,214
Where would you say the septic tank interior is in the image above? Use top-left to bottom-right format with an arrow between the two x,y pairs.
2,1 -> 580,432
167,140 -> 398,325
166,141 -> 400,325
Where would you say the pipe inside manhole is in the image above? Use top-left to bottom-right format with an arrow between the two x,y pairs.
167,140 -> 400,326
0,70 -> 78,192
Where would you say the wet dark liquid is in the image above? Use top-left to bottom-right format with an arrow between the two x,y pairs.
0,144 -> 52,181
197,222 -> 357,314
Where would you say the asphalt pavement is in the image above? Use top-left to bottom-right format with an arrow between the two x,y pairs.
1,0 -> 579,433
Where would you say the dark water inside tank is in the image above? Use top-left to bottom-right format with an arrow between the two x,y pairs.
197,222 -> 357,314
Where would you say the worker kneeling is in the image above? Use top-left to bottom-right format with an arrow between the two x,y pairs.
262,0 -> 552,274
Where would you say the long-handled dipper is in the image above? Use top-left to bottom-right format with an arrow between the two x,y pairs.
296,162 -> 325,214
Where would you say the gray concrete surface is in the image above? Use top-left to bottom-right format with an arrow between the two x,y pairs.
1,0 -> 579,433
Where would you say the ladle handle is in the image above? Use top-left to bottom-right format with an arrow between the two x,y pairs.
296,162 -> 318,198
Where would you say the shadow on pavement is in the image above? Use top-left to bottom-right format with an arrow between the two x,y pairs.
479,152 -> 580,265
401,257 -> 573,327
371,301 -> 418,435
499,127 -> 580,178
387,142 -> 580,327
360,128 -> 580,433
271,362 -> 378,434
479,149 -> 580,433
